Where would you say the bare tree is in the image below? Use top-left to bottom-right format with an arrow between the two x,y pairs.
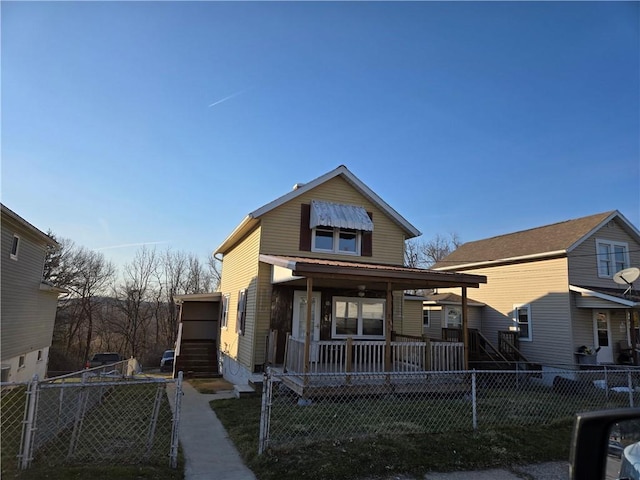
112,246 -> 159,358
405,233 -> 462,269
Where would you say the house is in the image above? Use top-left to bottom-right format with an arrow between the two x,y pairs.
433,210 -> 640,368
212,165 -> 486,389
1,204 -> 65,382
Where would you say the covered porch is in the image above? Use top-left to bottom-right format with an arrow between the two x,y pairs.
261,255 -> 486,394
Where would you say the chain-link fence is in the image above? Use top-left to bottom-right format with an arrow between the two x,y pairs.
259,366 -> 640,453
1,361 -> 182,475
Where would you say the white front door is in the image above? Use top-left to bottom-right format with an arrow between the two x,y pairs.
292,291 -> 321,361
593,311 -> 613,364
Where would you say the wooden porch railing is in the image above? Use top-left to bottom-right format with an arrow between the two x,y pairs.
284,336 -> 463,374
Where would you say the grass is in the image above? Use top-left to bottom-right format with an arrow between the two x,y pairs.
187,377 -> 234,394
1,383 -> 184,480
210,395 -> 573,480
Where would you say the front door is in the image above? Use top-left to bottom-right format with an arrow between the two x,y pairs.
292,291 -> 321,361
593,311 -> 613,364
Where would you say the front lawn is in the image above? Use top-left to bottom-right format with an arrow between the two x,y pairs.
210,395 -> 572,480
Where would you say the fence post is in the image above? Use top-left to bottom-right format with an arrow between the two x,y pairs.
471,370 -> 477,430
258,370 -> 273,454
604,366 -> 609,402
170,371 -> 183,468
19,375 -> 39,469
145,383 -> 164,459
628,371 -> 634,408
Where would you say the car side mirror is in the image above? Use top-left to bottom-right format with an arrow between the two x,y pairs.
571,408 -> 640,480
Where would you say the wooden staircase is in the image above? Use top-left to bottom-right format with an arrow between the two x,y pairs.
175,340 -> 219,378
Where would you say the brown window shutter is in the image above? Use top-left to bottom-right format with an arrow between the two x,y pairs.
299,203 -> 311,251
362,212 -> 373,257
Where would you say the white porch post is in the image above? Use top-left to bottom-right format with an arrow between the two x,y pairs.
303,277 -> 313,380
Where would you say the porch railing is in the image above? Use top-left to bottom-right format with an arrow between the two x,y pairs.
284,336 -> 463,374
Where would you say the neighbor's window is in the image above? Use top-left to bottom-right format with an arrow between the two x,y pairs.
445,307 -> 462,328
236,289 -> 247,336
18,355 -> 25,369
597,239 -> 629,277
220,294 -> 230,329
514,304 -> 532,341
333,297 -> 385,338
37,350 -> 43,362
312,227 -> 361,255
10,235 -> 20,260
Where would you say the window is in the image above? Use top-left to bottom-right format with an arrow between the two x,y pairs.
514,304 -> 532,341
597,239 -> 629,277
236,289 -> 247,336
10,235 -> 20,260
220,294 -> 230,328
37,350 -> 43,362
18,355 -> 25,369
445,307 -> 462,328
312,227 -> 361,255
332,297 -> 385,338
423,308 -> 431,328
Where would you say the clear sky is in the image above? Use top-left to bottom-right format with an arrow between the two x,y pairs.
2,1 -> 639,271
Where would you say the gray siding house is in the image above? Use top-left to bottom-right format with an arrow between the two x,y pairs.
1,204 -> 64,382
434,211 -> 640,368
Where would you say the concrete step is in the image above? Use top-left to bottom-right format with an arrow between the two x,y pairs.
233,384 -> 257,398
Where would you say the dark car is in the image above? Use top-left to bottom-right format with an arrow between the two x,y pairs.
608,439 -> 625,458
86,352 -> 122,369
160,350 -> 175,372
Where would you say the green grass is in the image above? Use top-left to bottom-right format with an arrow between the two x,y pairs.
211,395 -> 573,480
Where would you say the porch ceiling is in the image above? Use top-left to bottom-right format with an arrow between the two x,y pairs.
570,285 -> 640,309
260,254 -> 487,290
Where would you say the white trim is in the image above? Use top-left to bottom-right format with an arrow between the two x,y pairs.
311,227 -> 361,256
595,238 -> 630,278
433,249 -> 567,271
513,303 -> 532,342
569,285 -> 637,308
332,296 -> 386,339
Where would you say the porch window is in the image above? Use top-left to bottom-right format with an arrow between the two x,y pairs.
514,304 -> 531,341
332,297 -> 385,339
220,293 -> 230,328
596,239 -> 629,277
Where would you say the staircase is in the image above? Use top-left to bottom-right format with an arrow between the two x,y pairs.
175,340 -> 219,378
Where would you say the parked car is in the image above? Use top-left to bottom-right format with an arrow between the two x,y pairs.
86,352 -> 122,369
160,350 -> 175,372
609,439 -> 625,458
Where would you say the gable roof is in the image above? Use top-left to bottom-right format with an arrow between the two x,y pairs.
1,203 -> 58,247
434,210 -> 640,271
215,165 -> 421,255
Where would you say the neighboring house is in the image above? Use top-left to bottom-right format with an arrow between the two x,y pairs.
213,165 -> 485,386
1,204 -> 65,382
433,210 -> 640,368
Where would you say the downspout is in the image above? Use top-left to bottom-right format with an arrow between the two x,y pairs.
462,287 -> 469,370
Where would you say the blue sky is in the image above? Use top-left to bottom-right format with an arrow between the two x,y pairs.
2,1 -> 639,271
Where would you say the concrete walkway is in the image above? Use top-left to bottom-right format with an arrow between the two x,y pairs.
167,380 -> 257,480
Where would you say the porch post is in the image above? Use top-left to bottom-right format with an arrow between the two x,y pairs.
303,277 -> 313,379
385,282 -> 392,373
462,286 -> 469,370
633,309 -> 640,366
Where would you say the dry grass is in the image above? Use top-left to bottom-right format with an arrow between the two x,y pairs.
187,377 -> 234,394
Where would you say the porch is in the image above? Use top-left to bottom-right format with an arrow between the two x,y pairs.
281,335 -> 467,396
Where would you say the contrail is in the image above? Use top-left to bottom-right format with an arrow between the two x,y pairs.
94,241 -> 169,251
208,89 -> 249,108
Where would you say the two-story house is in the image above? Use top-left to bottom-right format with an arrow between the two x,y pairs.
212,165 -> 485,386
433,210 -> 640,368
1,204 -> 65,382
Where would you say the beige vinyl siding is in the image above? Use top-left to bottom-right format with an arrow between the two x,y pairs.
218,226 -> 261,371
568,218 -> 640,288
396,298 -> 422,337
422,308 -> 443,340
253,261 -> 274,366
1,218 -> 58,362
259,176 -> 406,265
444,258 -> 572,366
